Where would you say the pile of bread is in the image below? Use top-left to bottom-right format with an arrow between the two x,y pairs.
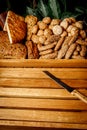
0,10 -> 87,59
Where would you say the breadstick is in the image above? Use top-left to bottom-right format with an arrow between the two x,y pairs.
80,45 -> 87,57
44,35 -> 60,45
37,42 -> 56,51
39,49 -> 53,55
73,50 -> 79,56
80,30 -> 86,39
62,36 -> 71,47
76,39 -> 87,46
68,33 -> 78,46
54,36 -> 65,51
65,43 -> 77,59
47,35 -> 60,42
70,27 -> 79,36
38,35 -> 46,44
61,31 -> 68,37
76,44 -> 81,52
40,51 -> 58,59
67,25 -> 73,33
57,44 -> 69,59
72,55 -> 85,59
57,36 -> 72,59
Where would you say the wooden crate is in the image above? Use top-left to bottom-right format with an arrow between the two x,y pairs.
0,59 -> 87,129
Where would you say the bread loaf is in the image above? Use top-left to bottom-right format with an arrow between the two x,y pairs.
26,41 -> 39,59
0,31 -> 27,59
4,11 -> 27,44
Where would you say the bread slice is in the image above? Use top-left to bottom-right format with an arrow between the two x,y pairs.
4,11 -> 26,44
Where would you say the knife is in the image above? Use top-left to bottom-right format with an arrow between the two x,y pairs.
43,71 -> 87,104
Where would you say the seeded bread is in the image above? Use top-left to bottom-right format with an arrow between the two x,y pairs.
0,31 -> 27,59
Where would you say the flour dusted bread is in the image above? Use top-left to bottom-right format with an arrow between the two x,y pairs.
0,31 -> 27,59
4,11 -> 26,44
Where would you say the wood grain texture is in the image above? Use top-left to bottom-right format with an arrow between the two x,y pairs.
0,108 -> 87,123
0,121 -> 87,129
0,97 -> 87,110
0,68 -> 87,79
0,59 -> 87,129
0,78 -> 87,88
0,87 -> 87,98
0,59 -> 87,68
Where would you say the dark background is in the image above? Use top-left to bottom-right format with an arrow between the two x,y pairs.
0,0 -> 86,15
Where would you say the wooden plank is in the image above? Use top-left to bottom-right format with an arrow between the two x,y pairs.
0,59 -> 87,68
0,109 -> 87,123
0,97 -> 87,110
0,78 -> 87,88
0,87 -> 74,98
0,68 -> 87,79
0,87 -> 87,99
0,120 -> 87,129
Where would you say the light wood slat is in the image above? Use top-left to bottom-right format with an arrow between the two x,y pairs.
0,87 -> 87,99
0,59 -> 87,68
0,120 -> 87,129
0,109 -> 87,123
0,68 -> 87,79
0,87 -> 74,98
0,78 -> 87,88
0,97 -> 87,110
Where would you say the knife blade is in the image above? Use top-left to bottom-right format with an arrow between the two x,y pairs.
43,71 -> 87,104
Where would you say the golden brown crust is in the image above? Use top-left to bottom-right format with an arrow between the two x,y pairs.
26,41 -> 39,59
0,42 -> 27,59
0,31 -> 9,43
40,51 -> 58,59
4,11 -> 27,44
0,31 -> 27,59
25,15 -> 38,41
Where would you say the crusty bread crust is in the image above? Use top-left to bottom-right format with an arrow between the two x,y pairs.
26,41 -> 39,59
0,42 -> 27,59
25,15 -> 38,40
4,11 -> 27,44
0,31 -> 9,43
0,31 -> 27,59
